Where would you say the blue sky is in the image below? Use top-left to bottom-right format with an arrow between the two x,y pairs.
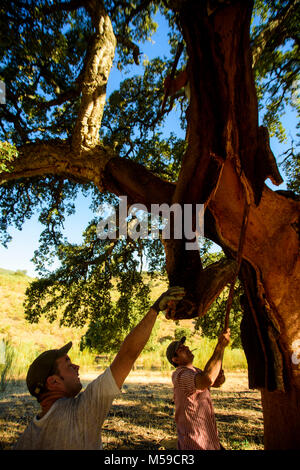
0,12 -> 298,277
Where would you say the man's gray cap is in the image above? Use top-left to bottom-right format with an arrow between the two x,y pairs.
166,336 -> 186,367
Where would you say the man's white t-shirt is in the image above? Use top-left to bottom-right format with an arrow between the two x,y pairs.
14,367 -> 121,450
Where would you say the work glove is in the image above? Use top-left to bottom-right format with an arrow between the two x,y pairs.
151,286 -> 185,314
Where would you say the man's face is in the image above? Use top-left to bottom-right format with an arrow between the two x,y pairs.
173,343 -> 194,367
52,354 -> 82,397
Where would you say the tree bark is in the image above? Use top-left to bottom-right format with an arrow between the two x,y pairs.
261,389 -> 300,450
173,0 -> 300,449
0,140 -> 175,204
71,0 -> 116,154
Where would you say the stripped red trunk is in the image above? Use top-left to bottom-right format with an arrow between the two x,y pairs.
261,389 -> 300,449
167,0 -> 300,449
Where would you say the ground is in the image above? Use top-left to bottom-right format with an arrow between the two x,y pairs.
0,369 -> 263,450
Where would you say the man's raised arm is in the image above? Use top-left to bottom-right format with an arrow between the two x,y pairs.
110,287 -> 185,389
195,329 -> 230,391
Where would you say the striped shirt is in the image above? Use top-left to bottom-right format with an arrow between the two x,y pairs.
172,365 -> 221,450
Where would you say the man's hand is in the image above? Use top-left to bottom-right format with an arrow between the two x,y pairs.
217,328 -> 231,348
151,286 -> 185,314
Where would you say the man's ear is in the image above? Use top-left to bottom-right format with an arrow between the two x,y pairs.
46,374 -> 62,391
172,356 -> 178,366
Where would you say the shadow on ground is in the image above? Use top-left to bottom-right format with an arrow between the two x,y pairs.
0,373 -> 264,450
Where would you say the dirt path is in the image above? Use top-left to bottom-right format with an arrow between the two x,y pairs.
0,369 -> 263,450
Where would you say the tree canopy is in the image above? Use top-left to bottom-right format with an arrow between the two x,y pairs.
0,0 -> 299,353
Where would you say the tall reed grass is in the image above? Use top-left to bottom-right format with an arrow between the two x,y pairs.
2,334 -> 247,385
0,338 -> 15,391
192,336 -> 247,370
134,336 -> 247,372
3,340 -> 41,382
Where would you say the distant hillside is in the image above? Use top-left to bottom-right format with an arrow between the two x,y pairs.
0,268 -> 195,353
0,267 -> 86,350
0,267 -> 28,276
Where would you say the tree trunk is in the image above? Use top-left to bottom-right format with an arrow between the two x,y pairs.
171,0 -> 300,449
261,389 -> 300,450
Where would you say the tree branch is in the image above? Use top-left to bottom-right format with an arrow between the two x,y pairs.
252,0 -> 299,68
115,34 -> 141,65
1,108 -> 29,143
71,0 -> 117,154
164,256 -> 237,320
0,140 -> 175,207
38,88 -> 80,110
41,0 -> 86,14
104,156 -> 175,208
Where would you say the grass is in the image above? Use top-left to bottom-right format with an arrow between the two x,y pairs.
0,339 -> 14,392
0,369 -> 264,450
101,369 -> 263,450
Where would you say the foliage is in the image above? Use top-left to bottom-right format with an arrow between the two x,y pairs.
101,56 -> 187,177
24,217 -> 167,353
0,0 -> 168,144
174,326 -> 192,341
251,0 -> 300,143
280,124 -> 300,194
0,1 -> 90,144
0,176 -> 81,247
0,141 -> 18,172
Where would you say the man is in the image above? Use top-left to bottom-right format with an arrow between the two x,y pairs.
14,286 -> 185,450
166,329 -> 230,450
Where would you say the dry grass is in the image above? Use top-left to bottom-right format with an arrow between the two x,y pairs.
0,270 -> 87,350
0,369 -> 263,451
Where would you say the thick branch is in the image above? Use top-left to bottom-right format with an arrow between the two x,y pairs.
195,258 -> 237,317
71,0 -> 117,154
0,141 -> 175,207
104,157 -> 175,208
164,255 -> 237,321
0,141 -> 101,186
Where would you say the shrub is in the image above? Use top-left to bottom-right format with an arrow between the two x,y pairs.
14,270 -> 27,276
174,327 -> 192,341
